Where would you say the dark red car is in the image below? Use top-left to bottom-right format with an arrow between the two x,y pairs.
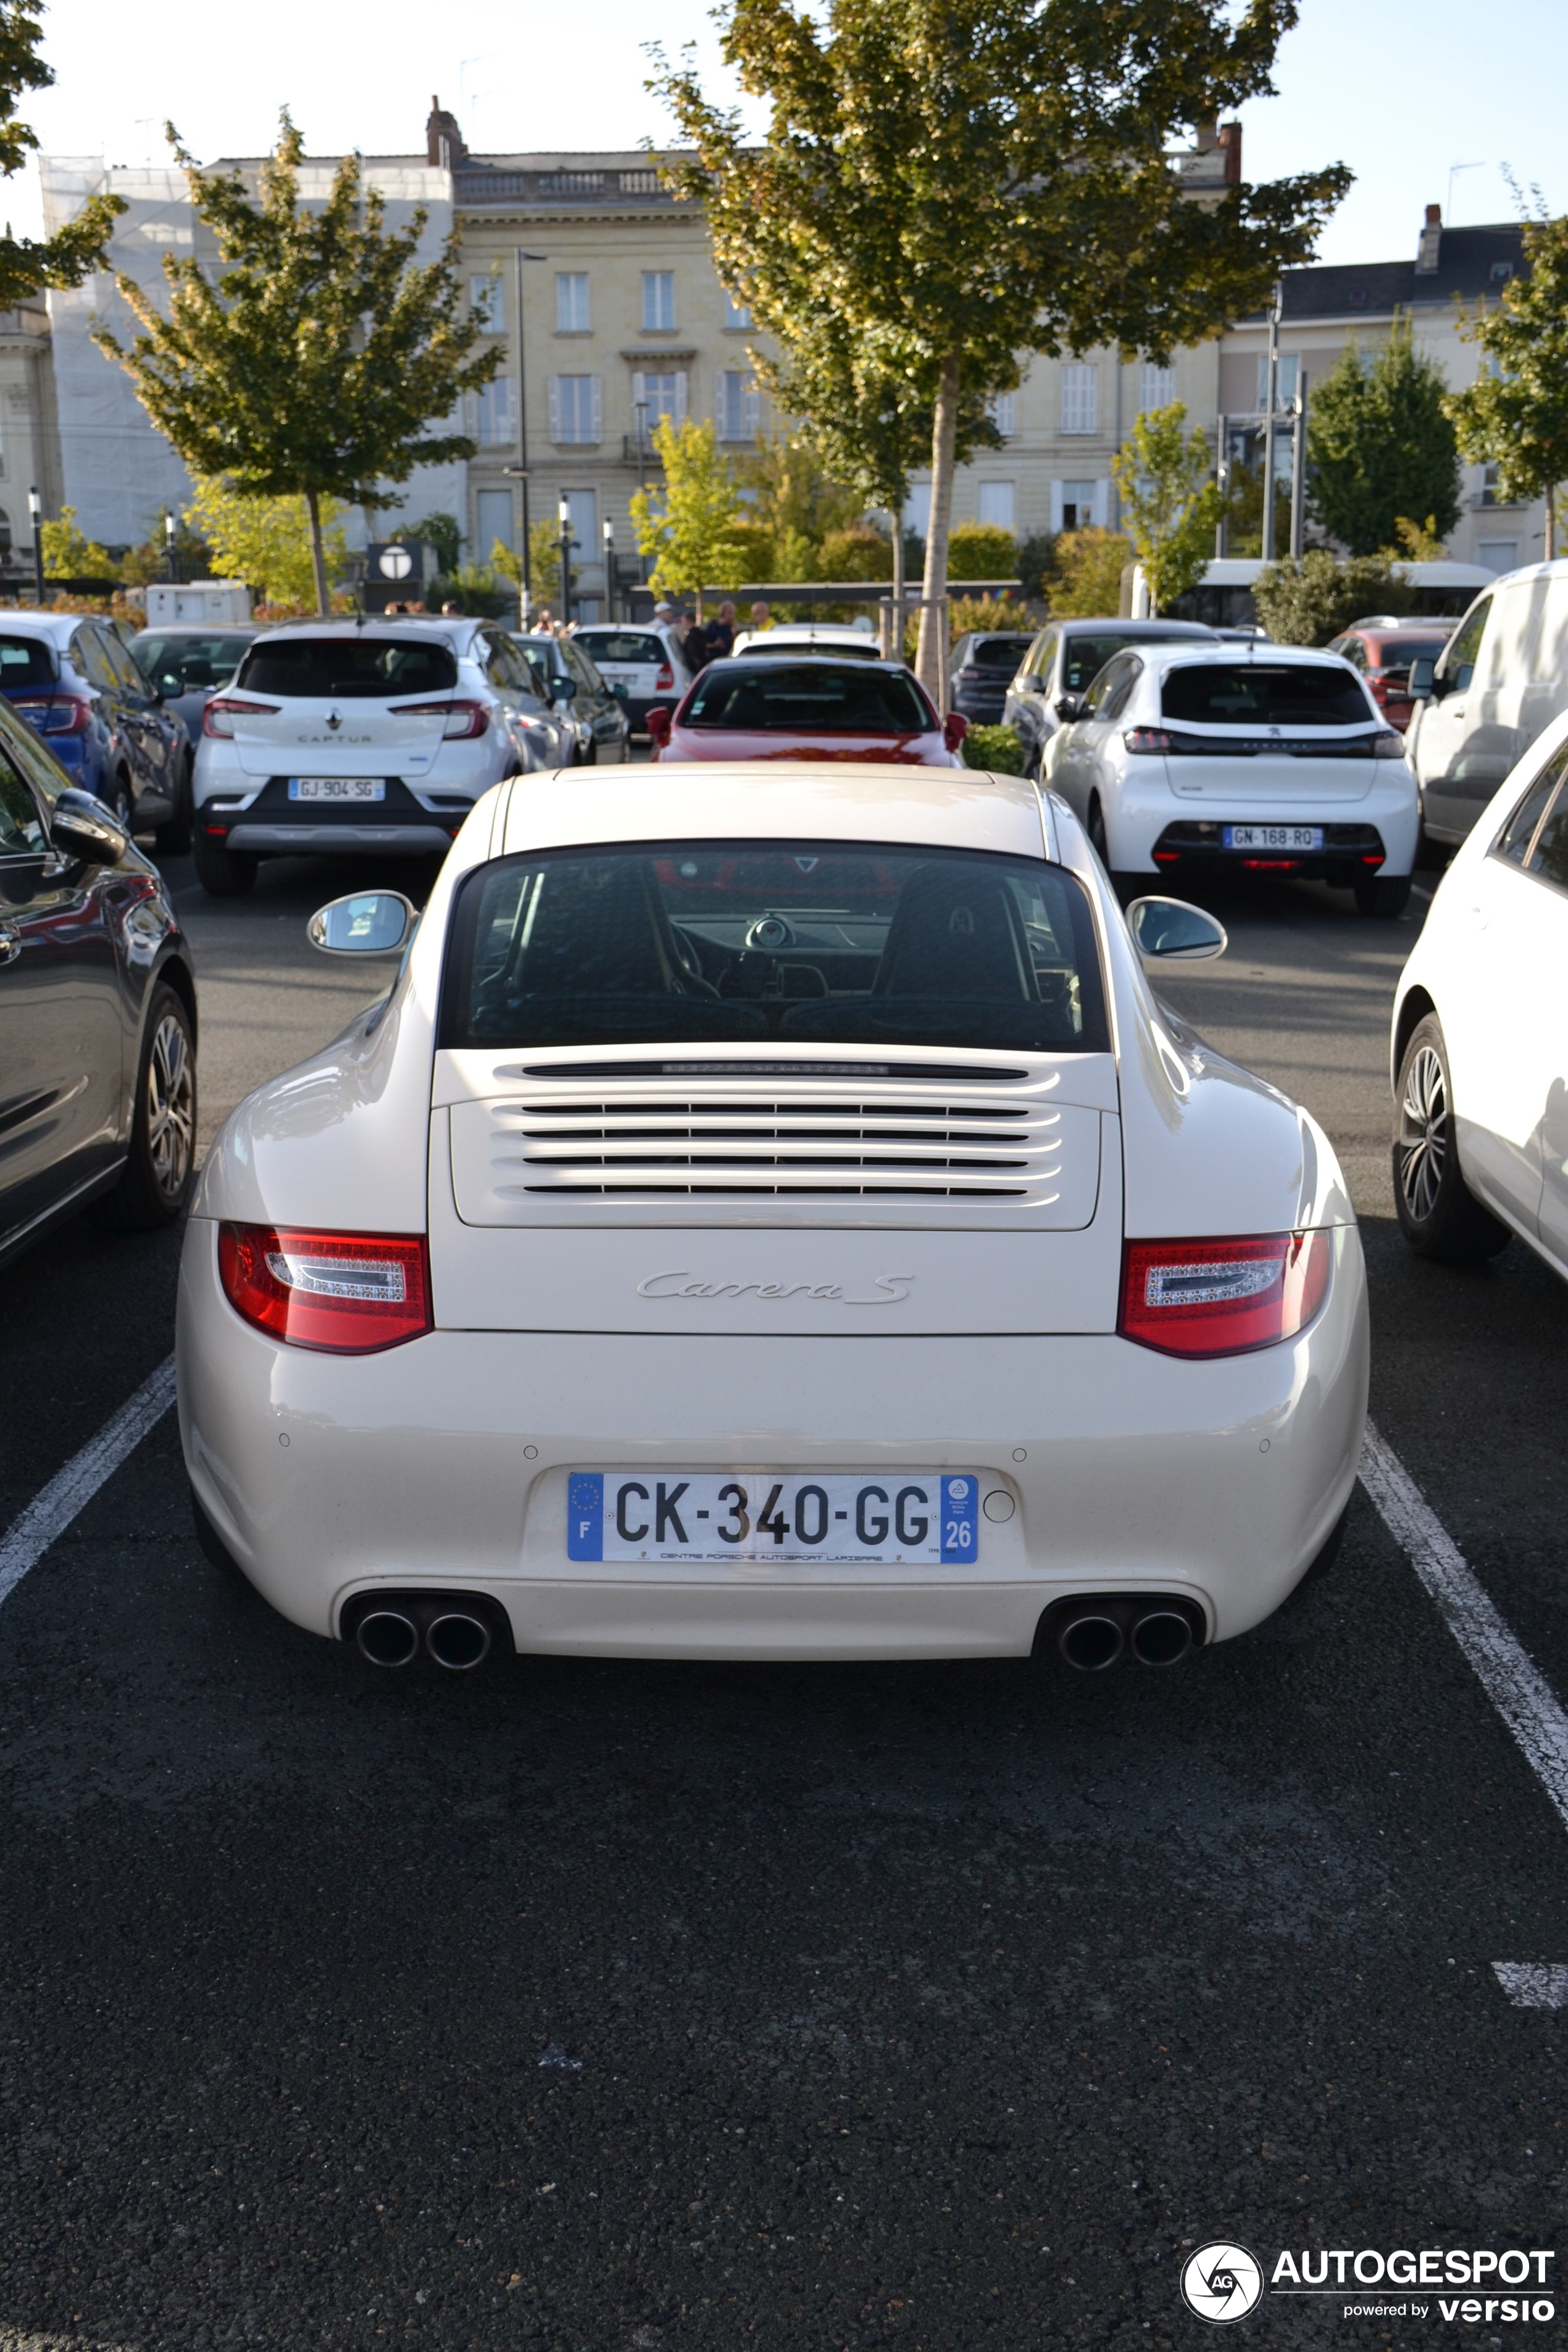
647,656 -> 969,764
1325,620 -> 1455,733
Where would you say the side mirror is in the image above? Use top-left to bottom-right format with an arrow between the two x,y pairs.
609,680 -> 629,699
307,890 -> 417,956
50,786 -> 129,866
1022,672 -> 1046,694
1406,656 -> 1436,701
550,673 -> 576,704
1054,693 -> 1085,724
646,706 -> 673,750
1127,896 -> 1228,963
943,710 -> 970,752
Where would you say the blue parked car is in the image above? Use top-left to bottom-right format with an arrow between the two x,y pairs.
0,612 -> 191,850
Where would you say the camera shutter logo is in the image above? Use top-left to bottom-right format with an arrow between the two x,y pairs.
378,544 -> 414,580
1181,2243 -> 1263,2323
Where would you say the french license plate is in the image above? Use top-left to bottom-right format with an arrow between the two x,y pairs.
1223,823 -> 1323,851
567,1471 -> 980,1566
288,778 -> 386,802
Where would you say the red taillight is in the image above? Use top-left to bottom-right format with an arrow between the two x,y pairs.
1119,1231 -> 1331,1357
14,692 -> 91,735
388,696 -> 490,739
1123,727 -> 1174,754
204,696 -> 281,738
217,1224 -> 432,1352
654,663 -> 674,690
646,706 -> 673,749
1367,675 -> 1391,703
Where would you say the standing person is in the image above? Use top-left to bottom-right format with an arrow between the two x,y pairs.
705,599 -> 738,658
680,611 -> 711,675
749,599 -> 771,635
530,606 -> 554,634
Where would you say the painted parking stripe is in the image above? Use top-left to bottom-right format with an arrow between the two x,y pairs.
1493,1964 -> 1568,2008
0,1354 -> 176,1608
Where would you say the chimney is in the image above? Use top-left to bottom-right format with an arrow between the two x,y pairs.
1193,114 -> 1219,152
425,95 -> 467,170
1217,121 -> 1241,186
1416,203 -> 1442,273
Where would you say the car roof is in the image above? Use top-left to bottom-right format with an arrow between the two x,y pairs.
249,617 -> 478,645
0,612 -> 79,644
500,759 -> 1043,862
698,653 -> 920,680
1140,640 -> 1354,670
1057,618 -> 1216,637
130,622 -> 259,638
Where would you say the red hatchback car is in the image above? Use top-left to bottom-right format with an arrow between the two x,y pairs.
647,656 -> 968,764
1325,620 -> 1456,733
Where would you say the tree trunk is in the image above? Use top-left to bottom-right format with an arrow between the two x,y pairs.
915,348 -> 962,705
306,487 -> 330,617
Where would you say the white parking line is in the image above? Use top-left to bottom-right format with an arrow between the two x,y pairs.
1493,1964 -> 1568,2008
0,1354 -> 176,1608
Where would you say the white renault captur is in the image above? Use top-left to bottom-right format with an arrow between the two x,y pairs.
190,619 -> 567,897
177,764 -> 1367,1677
1048,641 -> 1419,917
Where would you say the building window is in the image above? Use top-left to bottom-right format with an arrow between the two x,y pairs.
470,274 -> 504,332
1138,361 -> 1175,412
1256,354 -> 1301,411
1477,538 -> 1519,574
556,272 -> 590,333
716,370 -> 759,443
986,393 -> 1016,439
723,286 -> 752,330
1057,480 -> 1099,530
976,481 -> 1015,534
641,271 -> 675,332
475,487 -> 514,557
473,375 -> 515,444
632,369 -> 686,435
547,375 -> 603,445
1479,464 -> 1520,508
1061,364 -> 1098,435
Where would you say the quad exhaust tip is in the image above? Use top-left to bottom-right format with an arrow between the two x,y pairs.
349,1593 -> 509,1671
1050,1595 -> 1201,1672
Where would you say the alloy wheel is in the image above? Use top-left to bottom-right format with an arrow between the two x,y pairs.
1396,1043 -> 1448,1223
145,1011 -> 196,1201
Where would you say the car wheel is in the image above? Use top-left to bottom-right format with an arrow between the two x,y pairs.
1392,1014 -> 1511,1262
89,983 -> 198,1232
156,754 -> 194,856
1354,874 -> 1412,917
192,829 -> 258,896
106,770 -> 135,834
1087,798 -> 1135,898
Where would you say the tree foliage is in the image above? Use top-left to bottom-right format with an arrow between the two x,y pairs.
396,511 -> 462,576
93,114 -> 499,612
1112,402 -> 1222,611
1252,549 -> 1414,645
1447,211 -> 1568,551
631,415 -> 748,612
948,522 -> 1018,581
0,4 -> 125,307
1043,528 -> 1133,618
184,477 -> 348,606
41,506 -> 112,579
1306,319 -> 1460,555
653,0 -> 1350,691
735,433 -> 863,580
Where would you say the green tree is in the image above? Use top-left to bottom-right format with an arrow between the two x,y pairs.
40,506 -> 113,578
184,478 -> 347,607
1043,527 -> 1133,618
396,512 -> 462,577
817,523 -> 893,580
1112,401 -> 1223,611
948,522 -> 1018,582
524,519 -> 562,609
654,0 -> 1350,698
1307,319 -> 1460,555
0,4 -> 125,307
630,415 -> 748,614
94,114 -> 499,614
1447,211 -> 1568,560
735,433 -> 861,567
1252,548 -> 1413,646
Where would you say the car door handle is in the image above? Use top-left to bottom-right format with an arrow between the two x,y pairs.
0,925 -> 19,967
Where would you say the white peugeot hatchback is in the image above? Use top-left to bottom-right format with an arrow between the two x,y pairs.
1047,641 -> 1419,917
177,763 -> 1367,1675
190,619 -> 568,896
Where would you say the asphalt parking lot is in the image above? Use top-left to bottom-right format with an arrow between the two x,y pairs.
1,851 -> 1563,2352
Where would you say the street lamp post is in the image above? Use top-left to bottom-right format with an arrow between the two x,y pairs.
1261,285 -> 1282,564
603,516 -> 615,622
1214,418 -> 1230,559
1288,372 -> 1310,561
557,495 -> 573,629
512,247 -> 547,624
28,486 -> 43,606
165,511 -> 178,584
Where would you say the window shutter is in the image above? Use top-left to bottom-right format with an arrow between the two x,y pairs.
675,371 -> 688,424
742,376 -> 760,439
1049,480 -> 1064,533
590,375 -> 603,444
547,375 -> 562,443
1094,479 -> 1111,529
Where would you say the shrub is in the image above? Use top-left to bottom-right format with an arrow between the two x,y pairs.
817,523 -> 893,580
1253,549 -> 1416,646
1043,527 -> 1132,617
961,723 -> 1027,774
948,594 -> 1034,636
948,521 -> 1019,581
1015,530 -> 1058,598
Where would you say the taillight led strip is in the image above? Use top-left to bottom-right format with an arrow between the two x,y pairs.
218,1225 -> 432,1352
1119,1231 -> 1331,1357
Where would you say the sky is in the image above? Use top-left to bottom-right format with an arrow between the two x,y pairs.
13,0 -> 1565,265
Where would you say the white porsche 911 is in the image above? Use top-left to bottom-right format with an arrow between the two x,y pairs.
177,763 -> 1367,1676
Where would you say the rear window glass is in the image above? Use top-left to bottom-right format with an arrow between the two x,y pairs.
0,635 -> 57,688
577,631 -> 666,664
1162,662 -> 1372,727
964,636 -> 1034,671
742,636 -> 883,659
1062,634 -> 1148,692
237,636 -> 458,699
685,665 -> 933,734
133,633 -> 252,692
441,840 -> 1109,1055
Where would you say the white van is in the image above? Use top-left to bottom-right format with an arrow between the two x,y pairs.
1404,561 -> 1568,844
1132,557 -> 1495,633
